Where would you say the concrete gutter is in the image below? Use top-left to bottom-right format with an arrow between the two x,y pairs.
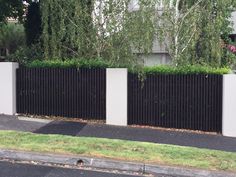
0,149 -> 235,177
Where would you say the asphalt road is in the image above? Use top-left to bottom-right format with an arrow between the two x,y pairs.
0,161 -> 144,177
0,161 -> 178,177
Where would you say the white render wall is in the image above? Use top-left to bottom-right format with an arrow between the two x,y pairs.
222,74 -> 236,137
231,11 -> 236,34
140,53 -> 171,66
106,68 -> 128,126
0,62 -> 19,115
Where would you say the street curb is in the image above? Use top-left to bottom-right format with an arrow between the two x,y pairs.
0,149 -> 235,177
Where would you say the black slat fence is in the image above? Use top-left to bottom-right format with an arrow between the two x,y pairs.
128,74 -> 223,133
16,68 -> 106,120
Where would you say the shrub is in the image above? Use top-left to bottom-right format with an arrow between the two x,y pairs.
6,44 -> 43,64
25,58 -> 110,69
144,65 -> 230,75
24,59 -> 231,75
0,23 -> 25,56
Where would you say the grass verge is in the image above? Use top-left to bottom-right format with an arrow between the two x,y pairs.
0,130 -> 235,172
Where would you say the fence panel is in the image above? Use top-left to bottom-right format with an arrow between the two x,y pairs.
128,74 -> 223,132
16,68 -> 106,120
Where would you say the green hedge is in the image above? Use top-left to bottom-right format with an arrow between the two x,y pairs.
25,59 -> 231,75
25,59 -> 109,69
144,65 -> 230,75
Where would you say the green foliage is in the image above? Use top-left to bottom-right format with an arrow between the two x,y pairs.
191,0 -> 236,67
155,0 -> 236,68
20,0 -> 236,70
6,44 -> 43,64
0,23 -> 25,55
0,0 -> 24,24
24,59 -> 230,75
24,2 -> 42,46
40,0 -> 95,59
220,49 -> 236,68
144,65 -> 230,75
25,59 -> 110,69
40,0 -> 155,67
25,58 -> 135,69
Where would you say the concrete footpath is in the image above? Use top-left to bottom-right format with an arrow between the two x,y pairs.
0,115 -> 236,152
0,149 -> 235,177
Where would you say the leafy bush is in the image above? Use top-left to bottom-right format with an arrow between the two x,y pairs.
144,65 -> 230,75
25,58 -> 110,69
24,59 -> 230,75
6,44 -> 43,64
0,23 -> 25,55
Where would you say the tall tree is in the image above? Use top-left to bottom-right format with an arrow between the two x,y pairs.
40,0 -> 236,67
40,0 -> 155,66
155,0 -> 236,67
155,0 -> 204,64
40,0 -> 95,58
194,0 -> 236,67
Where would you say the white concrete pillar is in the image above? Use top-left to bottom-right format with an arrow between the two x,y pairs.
106,68 -> 128,126
222,74 -> 236,137
0,62 -> 19,115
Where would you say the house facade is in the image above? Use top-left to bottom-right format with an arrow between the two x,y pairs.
129,0 -> 171,66
129,0 -> 236,66
230,11 -> 236,41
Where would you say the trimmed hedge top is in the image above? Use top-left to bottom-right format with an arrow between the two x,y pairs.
25,59 -> 231,75
144,65 -> 230,75
25,59 -> 110,69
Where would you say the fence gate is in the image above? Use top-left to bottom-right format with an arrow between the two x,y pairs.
16,68 -> 106,120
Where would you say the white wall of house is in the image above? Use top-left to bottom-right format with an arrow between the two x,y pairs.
134,37 -> 171,66
135,38 -> 171,66
140,53 -> 171,66
128,0 -> 139,12
144,39 -> 171,66
129,0 -> 171,66
230,11 -> 236,35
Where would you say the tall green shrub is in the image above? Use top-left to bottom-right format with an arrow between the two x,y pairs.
0,23 -> 25,55
40,0 -> 95,59
40,0 -> 156,68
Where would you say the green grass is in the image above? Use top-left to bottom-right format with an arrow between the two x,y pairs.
0,130 -> 235,172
